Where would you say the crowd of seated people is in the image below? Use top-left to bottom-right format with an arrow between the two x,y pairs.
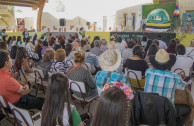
0,32 -> 193,126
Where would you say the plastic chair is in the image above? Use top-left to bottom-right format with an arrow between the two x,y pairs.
0,95 -> 15,125
32,67 -> 48,96
69,79 -> 98,112
8,102 -> 41,126
125,68 -> 145,91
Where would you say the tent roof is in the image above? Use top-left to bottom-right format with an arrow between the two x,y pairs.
0,0 -> 47,10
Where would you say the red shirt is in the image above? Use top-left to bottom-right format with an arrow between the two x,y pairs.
0,70 -> 22,104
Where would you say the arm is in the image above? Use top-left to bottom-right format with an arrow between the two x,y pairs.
23,59 -> 33,73
17,84 -> 30,95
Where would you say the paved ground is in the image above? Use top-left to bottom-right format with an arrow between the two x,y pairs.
0,78 -> 194,126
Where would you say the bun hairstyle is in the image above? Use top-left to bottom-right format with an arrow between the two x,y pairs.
73,50 -> 85,64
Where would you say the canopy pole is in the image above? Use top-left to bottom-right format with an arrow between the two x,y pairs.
37,0 -> 46,31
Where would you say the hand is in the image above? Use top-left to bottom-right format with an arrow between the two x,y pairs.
10,72 -> 18,78
22,85 -> 30,95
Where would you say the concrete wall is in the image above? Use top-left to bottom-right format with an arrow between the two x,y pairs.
178,0 -> 194,20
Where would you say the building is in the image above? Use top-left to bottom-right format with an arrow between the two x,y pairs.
115,3 -> 152,31
0,5 -> 15,26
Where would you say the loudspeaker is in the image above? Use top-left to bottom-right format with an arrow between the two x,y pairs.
60,18 -> 66,26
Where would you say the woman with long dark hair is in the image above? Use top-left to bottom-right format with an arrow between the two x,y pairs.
144,40 -> 152,57
167,39 -> 177,55
17,36 -> 26,47
41,73 -> 84,126
65,44 -> 74,62
60,38 -> 66,50
32,34 -> 38,46
14,47 -> 33,73
145,44 -> 159,65
7,36 -> 12,46
92,87 -> 130,126
35,40 -> 43,61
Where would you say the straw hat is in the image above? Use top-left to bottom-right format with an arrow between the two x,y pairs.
98,49 -> 121,71
149,49 -> 176,70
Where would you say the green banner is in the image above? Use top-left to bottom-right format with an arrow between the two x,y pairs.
142,3 -> 176,24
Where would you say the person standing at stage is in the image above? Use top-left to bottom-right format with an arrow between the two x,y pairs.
22,29 -> 29,41
187,15 -> 192,33
142,17 -> 147,32
0,29 -> 7,41
157,35 -> 167,49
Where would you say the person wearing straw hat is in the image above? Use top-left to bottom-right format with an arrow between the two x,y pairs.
144,49 -> 186,105
95,46 -> 131,95
144,49 -> 192,125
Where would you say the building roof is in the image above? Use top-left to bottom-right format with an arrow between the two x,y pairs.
0,0 -> 47,10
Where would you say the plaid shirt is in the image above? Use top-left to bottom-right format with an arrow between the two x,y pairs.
85,52 -> 99,68
95,71 -> 131,88
144,68 -> 186,105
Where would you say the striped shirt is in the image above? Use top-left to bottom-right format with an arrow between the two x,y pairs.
50,62 -> 69,74
144,68 -> 186,105
95,71 -> 131,88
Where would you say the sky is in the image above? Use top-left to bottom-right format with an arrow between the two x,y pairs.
14,0 -> 153,28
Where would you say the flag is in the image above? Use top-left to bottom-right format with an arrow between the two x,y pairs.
173,2 -> 179,17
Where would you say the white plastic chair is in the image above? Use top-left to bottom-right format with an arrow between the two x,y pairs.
8,102 -> 41,126
68,79 -> 98,112
0,95 -> 15,124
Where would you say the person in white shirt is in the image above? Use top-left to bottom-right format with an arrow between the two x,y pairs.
142,17 -> 147,32
186,39 -> 194,61
115,37 -> 125,53
172,44 -> 193,82
157,35 -> 167,49
122,41 -> 136,60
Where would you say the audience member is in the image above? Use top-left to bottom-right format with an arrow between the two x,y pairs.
157,35 -> 167,49
152,39 -> 159,47
123,45 -> 149,76
91,40 -> 103,56
91,36 -> 100,48
49,37 -> 56,49
95,48 -> 131,94
144,49 -> 191,126
67,50 -> 97,98
50,49 -> 68,73
41,40 -> 49,56
84,44 -> 100,74
145,44 -> 159,64
7,36 -> 12,47
41,73 -> 91,126
10,46 -> 18,64
17,36 -> 25,47
0,49 -> 44,110
144,40 -> 152,56
80,39 -> 87,51
59,39 -> 66,50
53,44 -> 62,51
35,40 -> 43,61
65,44 -> 75,62
174,38 -> 180,44
172,44 -> 193,81
122,41 -> 136,60
92,87 -> 131,126
0,41 -> 8,52
144,49 -> 185,104
11,36 -> 17,47
141,36 -> 147,48
15,47 -> 33,73
32,34 -> 38,46
167,39 -> 177,55
116,37 -> 125,53
37,49 -> 54,80
186,39 -> 194,60
100,38 -> 108,51
26,37 -> 35,51
48,33 -> 53,42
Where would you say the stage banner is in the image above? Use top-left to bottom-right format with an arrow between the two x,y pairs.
110,32 -> 176,46
142,3 -> 176,32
